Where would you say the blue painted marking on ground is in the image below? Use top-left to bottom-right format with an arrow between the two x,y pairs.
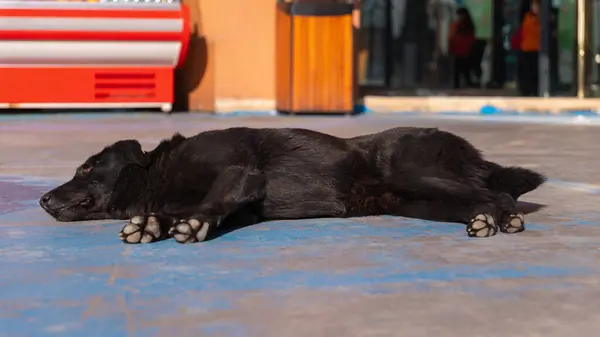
477,104 -> 598,116
368,111 -> 600,126
561,217 -> 600,227
420,112 -> 600,126
0,217 -> 581,296
563,109 -> 599,116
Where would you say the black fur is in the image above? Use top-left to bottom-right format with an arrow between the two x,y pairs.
39,126 -> 546,243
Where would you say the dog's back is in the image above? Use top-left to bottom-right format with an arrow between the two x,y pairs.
164,127 -> 351,170
160,126 -> 544,208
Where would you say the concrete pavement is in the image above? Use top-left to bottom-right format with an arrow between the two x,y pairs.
1,112 -> 599,337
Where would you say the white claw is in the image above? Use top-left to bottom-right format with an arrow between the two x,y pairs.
471,220 -> 487,230
126,231 -> 141,243
130,216 -> 144,225
146,217 -> 160,234
475,214 -> 487,221
140,234 -> 153,244
174,234 -> 188,243
510,217 -> 523,227
188,219 -> 201,230
122,224 -> 138,235
195,222 -> 210,242
176,224 -> 191,234
476,228 -> 490,238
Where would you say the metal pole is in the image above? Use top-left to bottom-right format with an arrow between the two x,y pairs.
576,0 -> 587,98
491,0 -> 505,88
539,0 -> 550,97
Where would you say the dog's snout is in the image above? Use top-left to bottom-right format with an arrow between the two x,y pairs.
40,193 -> 57,210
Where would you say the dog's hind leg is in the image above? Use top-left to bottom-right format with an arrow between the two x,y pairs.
394,196 -> 524,237
385,177 -> 525,237
167,165 -> 266,244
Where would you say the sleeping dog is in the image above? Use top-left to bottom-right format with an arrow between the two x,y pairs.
40,126 -> 545,244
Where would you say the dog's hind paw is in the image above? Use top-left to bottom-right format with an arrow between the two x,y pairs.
119,215 -> 162,244
467,213 -> 498,238
499,213 -> 525,234
168,218 -> 216,244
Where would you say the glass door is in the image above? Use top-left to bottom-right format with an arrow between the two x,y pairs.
387,0 -> 445,92
358,0 -> 389,88
589,0 -> 600,96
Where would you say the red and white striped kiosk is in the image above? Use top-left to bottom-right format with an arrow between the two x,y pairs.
0,0 -> 190,112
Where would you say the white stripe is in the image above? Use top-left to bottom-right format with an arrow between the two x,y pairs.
0,17 -> 182,32
0,1 -> 181,11
0,41 -> 181,66
1,102 -> 170,109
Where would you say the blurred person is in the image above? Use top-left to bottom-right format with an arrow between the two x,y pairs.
449,7 -> 476,89
360,0 -> 386,85
517,0 -> 541,96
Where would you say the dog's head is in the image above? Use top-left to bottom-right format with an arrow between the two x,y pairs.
40,139 -> 149,221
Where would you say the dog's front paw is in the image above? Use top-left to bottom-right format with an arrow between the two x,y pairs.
168,217 -> 219,244
119,215 -> 162,244
467,213 -> 498,238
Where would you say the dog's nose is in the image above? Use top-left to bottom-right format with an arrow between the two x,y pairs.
40,193 -> 54,209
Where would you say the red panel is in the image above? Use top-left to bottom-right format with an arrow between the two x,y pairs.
0,6 -> 189,65
0,67 -> 173,104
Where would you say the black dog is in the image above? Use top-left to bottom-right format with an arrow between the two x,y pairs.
40,127 -> 545,244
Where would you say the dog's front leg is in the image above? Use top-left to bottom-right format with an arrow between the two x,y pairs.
167,165 -> 266,244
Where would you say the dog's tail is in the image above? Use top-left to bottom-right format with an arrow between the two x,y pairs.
485,162 -> 546,200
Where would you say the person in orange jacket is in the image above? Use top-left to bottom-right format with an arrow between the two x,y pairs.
517,0 -> 541,96
449,7 -> 476,89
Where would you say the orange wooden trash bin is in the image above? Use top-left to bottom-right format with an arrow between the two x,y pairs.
276,0 -> 356,115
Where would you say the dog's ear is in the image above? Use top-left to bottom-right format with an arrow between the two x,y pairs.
112,140 -> 150,167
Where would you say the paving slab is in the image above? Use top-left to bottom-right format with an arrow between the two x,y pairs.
1,112 -> 599,337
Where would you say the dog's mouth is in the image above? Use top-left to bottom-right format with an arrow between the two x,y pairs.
41,197 -> 94,219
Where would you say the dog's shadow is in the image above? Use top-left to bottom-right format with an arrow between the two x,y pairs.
516,201 -> 546,215
208,221 -> 256,241
206,201 -> 547,241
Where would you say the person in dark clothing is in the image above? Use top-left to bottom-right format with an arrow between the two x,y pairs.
449,7 -> 476,89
